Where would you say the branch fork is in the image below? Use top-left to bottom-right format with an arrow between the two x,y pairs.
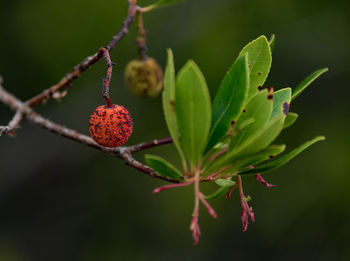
0,0 -> 179,184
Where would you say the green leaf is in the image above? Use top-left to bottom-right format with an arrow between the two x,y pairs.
162,49 -> 187,170
229,89 -> 273,152
215,178 -> 236,187
238,136 -> 326,175
270,88 -> 291,119
145,154 -> 183,181
292,68 -> 328,100
283,112 -> 298,129
175,60 -> 211,169
205,54 -> 250,154
143,0 -> 186,11
204,186 -> 230,200
239,35 -> 272,98
238,114 -> 285,157
234,144 -> 286,170
269,34 -> 276,52
204,178 -> 236,199
207,114 -> 283,175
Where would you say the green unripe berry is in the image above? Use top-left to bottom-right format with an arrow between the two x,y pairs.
124,57 -> 163,98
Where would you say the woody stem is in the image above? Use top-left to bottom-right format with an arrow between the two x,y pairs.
100,47 -> 113,107
136,8 -> 147,60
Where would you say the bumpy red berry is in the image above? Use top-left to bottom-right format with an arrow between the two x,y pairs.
89,105 -> 133,147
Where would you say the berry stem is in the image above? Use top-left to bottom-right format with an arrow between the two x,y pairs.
136,8 -> 147,61
100,47 -> 113,107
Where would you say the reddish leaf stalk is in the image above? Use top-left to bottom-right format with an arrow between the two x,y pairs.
225,180 -> 239,200
198,192 -> 217,219
205,165 -> 230,181
211,147 -> 228,161
255,174 -> 276,188
190,168 -> 217,245
190,168 -> 201,245
152,179 -> 194,194
238,175 -> 255,232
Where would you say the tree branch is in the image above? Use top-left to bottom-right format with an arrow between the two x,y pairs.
128,137 -> 173,153
0,0 -> 180,184
0,110 -> 24,136
0,84 -> 177,183
26,0 -> 138,108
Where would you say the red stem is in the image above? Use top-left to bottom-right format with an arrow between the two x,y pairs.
152,179 -> 193,194
190,168 -> 201,245
211,147 -> 228,161
255,174 -> 276,188
198,193 -> 217,219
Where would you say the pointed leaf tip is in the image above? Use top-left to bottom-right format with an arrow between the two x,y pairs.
269,34 -> 276,52
239,35 -> 272,98
292,68 -> 328,100
238,135 -> 326,175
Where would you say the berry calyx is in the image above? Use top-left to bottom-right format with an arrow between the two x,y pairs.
124,57 -> 163,98
89,104 -> 133,147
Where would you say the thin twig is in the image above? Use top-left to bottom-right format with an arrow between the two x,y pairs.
26,0 -> 138,108
0,84 -> 178,183
136,8 -> 147,60
0,110 -> 24,136
128,137 -> 173,152
100,47 -> 113,107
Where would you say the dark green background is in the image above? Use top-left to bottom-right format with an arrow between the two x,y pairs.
0,0 -> 349,260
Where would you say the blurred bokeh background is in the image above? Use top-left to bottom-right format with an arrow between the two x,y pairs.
0,0 -> 349,260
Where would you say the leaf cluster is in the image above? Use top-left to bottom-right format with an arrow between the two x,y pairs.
145,35 -> 326,196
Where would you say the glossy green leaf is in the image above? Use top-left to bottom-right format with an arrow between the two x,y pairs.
204,186 -> 230,200
239,35 -> 272,98
215,178 -> 236,187
234,144 -> 286,170
270,88 -> 291,119
269,34 -> 276,52
175,61 -> 211,168
207,113 -> 283,174
239,136 -> 326,175
239,114 -> 285,157
229,89 -> 273,152
144,0 -> 186,11
205,54 -> 250,154
292,68 -> 328,100
283,112 -> 298,129
162,49 -> 187,169
145,154 -> 183,181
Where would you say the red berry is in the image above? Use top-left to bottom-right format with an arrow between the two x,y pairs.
89,104 -> 133,147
